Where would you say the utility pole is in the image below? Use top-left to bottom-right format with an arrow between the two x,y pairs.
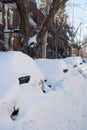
72,2 -> 74,29
71,1 -> 74,44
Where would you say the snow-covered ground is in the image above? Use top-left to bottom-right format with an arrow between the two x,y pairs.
0,51 -> 87,130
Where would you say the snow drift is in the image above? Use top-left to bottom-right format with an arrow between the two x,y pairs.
0,52 -> 87,130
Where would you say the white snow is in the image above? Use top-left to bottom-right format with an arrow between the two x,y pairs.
0,51 -> 87,130
35,59 -> 68,89
28,35 -> 37,47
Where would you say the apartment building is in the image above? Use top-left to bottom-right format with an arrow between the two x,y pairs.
0,0 -> 20,50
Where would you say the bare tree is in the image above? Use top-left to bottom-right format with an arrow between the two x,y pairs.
36,0 -> 68,48
14,0 -> 68,47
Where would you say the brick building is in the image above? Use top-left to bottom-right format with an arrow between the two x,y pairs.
0,0 -> 44,51
0,0 -> 20,50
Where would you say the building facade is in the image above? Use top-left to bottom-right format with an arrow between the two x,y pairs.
0,0 -> 20,51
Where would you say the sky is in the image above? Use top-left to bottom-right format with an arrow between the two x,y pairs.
0,51 -> 87,129
66,0 -> 87,40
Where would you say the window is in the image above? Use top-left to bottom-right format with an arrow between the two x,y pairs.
9,10 -> 13,26
0,11 -> 2,24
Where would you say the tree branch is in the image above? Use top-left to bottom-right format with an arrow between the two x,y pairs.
35,0 -> 68,48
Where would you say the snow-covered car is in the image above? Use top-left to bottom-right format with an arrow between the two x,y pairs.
0,51 -> 45,99
0,51 -> 45,126
64,56 -> 87,80
35,58 -> 69,90
64,56 -> 83,68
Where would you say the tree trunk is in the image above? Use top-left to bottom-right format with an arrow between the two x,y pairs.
41,0 -> 51,58
14,0 -> 30,53
42,32 -> 47,58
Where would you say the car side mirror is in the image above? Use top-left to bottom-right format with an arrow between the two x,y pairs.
18,75 -> 30,84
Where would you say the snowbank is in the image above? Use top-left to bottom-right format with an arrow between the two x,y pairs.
0,52 -> 87,130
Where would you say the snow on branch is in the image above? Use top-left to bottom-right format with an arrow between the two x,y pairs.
28,34 -> 37,48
